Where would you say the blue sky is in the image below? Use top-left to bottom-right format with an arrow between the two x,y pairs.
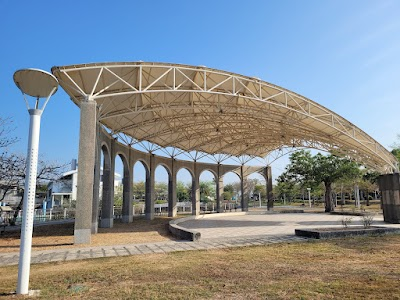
1,0 -> 400,183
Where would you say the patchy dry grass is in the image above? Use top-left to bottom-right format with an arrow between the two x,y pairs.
1,235 -> 400,299
0,217 -> 176,252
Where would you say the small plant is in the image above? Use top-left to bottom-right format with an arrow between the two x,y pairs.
155,200 -> 167,204
341,216 -> 353,228
361,214 -> 374,228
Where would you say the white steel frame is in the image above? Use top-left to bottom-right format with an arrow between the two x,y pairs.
52,62 -> 397,172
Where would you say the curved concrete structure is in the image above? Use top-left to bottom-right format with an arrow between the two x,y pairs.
95,127 -> 272,233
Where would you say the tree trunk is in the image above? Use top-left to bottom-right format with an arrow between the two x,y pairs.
0,189 -> 8,201
324,182 -> 334,212
341,184 -> 344,206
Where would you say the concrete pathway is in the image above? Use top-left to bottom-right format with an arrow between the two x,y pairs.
1,213 -> 398,267
0,235 -> 307,267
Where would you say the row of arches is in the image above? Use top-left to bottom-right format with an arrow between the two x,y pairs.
72,102 -> 273,244
89,133 -> 272,233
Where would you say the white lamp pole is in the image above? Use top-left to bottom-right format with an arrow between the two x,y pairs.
307,188 -> 311,208
13,69 -> 58,295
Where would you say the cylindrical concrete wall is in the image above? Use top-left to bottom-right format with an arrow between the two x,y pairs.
378,173 -> 400,223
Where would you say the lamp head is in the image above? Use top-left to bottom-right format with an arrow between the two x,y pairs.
13,68 -> 58,98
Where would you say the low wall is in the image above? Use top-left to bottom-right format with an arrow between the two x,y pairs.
169,212 -> 247,241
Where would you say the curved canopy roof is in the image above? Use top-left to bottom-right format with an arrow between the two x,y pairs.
52,62 -> 397,172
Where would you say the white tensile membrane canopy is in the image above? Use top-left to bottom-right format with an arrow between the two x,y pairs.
51,62 -> 397,173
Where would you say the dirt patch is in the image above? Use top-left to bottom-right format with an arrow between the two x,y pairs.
0,217 -> 177,252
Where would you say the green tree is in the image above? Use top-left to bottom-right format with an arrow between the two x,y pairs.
177,181 -> 190,201
155,182 -> 168,200
223,184 -> 234,200
274,179 -> 298,203
391,149 -> 400,163
390,134 -> 400,163
280,150 -> 361,212
361,171 -> 380,205
254,183 -> 266,200
200,181 -> 215,202
114,184 -> 123,206
133,181 -> 145,200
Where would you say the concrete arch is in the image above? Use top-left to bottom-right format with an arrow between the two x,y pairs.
176,166 -> 195,179
196,162 -> 217,179
100,142 -> 111,160
131,148 -> 150,172
133,158 -> 150,174
115,152 -> 133,223
132,159 -> 150,215
155,163 -> 172,177
221,170 -> 241,208
100,143 -> 114,228
199,170 -> 218,213
199,168 -> 217,179
154,164 -> 170,216
114,151 -> 129,167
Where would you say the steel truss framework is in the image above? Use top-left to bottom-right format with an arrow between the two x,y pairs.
52,62 -> 397,172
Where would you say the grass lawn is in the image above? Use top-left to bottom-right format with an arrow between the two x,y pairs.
1,235 -> 400,299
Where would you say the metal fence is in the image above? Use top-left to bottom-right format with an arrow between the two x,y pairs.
0,208 -> 75,226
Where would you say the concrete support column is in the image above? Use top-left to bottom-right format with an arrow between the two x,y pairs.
240,165 -> 249,212
145,154 -> 155,220
91,123 -> 101,234
122,162 -> 133,223
168,159 -> 177,217
74,100 -> 97,244
192,162 -> 200,215
266,166 -> 274,211
100,140 -> 115,228
216,164 -> 224,213
378,173 -> 400,223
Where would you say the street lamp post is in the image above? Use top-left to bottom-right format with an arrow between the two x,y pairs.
13,69 -> 58,295
307,188 -> 311,208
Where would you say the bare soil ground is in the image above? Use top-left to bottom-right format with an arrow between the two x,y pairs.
0,216 -> 176,253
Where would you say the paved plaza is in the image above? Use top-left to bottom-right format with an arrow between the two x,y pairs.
178,212 -> 398,238
1,213 -> 399,267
